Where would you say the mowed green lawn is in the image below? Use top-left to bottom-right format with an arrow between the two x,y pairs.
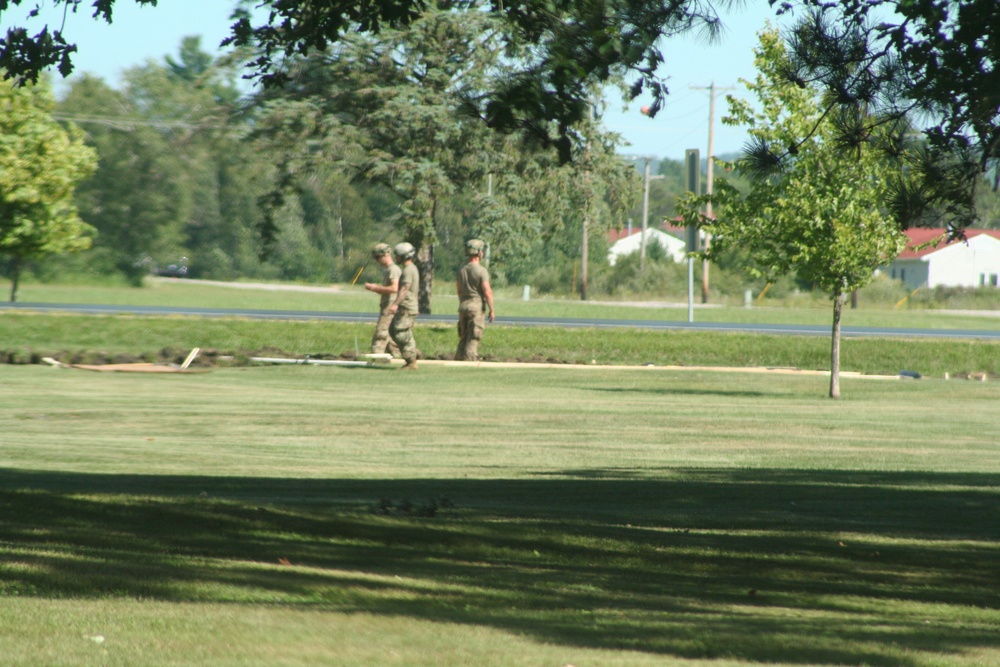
1,363 -> 998,666
11,278 -> 1000,329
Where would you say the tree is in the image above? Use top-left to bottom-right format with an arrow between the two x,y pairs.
4,0 -> 996,216
252,5 -> 638,311
0,78 -> 96,301
679,29 -> 909,398
250,7 -> 502,312
468,101 -> 640,297
622,157 -> 694,228
749,0 -> 999,236
1,0 -> 730,162
56,39 -> 300,284
57,74 -> 190,284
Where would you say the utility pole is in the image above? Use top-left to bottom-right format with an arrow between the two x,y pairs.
640,158 -> 650,271
639,158 -> 665,271
690,82 -> 735,303
579,98 -> 609,300
581,111 -> 593,301
581,209 -> 589,301
685,149 -> 700,323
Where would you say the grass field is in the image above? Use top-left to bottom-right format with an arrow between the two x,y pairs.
1,363 -> 998,666
4,309 -> 1000,378
6,279 -> 1000,377
10,278 -> 1000,329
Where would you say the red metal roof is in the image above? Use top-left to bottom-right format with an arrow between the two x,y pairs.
607,220 -> 688,243
607,227 -> 641,242
897,228 -> 1000,259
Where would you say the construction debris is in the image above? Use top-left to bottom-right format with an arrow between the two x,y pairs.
42,348 -> 209,373
250,355 -> 398,368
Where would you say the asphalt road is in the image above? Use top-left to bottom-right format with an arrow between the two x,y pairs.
4,301 -> 1000,340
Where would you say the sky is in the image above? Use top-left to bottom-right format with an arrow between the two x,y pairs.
3,0 -> 791,160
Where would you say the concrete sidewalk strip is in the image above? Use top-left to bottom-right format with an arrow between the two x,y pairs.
415,359 -> 901,379
42,354 -> 898,379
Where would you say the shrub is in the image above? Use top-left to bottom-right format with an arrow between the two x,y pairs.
857,274 -> 909,306
908,285 -> 1000,310
528,262 -> 576,295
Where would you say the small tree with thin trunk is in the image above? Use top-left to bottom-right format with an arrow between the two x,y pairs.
0,78 -> 96,301
679,28 -> 908,398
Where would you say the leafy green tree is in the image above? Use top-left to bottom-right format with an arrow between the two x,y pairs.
252,6 -> 637,311
56,74 -> 188,284
57,39 -> 306,284
472,105 -> 640,297
1,0 -> 730,163
5,0 -> 996,223
248,7 -> 496,311
751,0 -> 999,235
0,78 -> 96,301
679,29 -> 909,398
50,33 -> 397,286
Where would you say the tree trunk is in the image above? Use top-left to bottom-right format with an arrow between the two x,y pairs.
417,241 -> 434,315
829,292 -> 844,398
9,257 -> 21,303
415,199 -> 436,315
702,256 -> 710,304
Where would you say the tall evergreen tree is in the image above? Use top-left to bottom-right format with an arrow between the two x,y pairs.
253,5 -> 638,311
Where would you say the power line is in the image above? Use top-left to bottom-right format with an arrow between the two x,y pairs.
52,113 -> 227,131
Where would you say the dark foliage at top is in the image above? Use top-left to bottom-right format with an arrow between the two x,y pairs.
744,0 -> 999,236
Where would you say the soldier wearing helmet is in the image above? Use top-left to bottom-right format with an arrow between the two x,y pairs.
387,242 -> 421,370
364,243 -> 401,356
454,238 -> 495,362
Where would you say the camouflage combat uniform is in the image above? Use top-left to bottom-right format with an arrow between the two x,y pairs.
390,261 -> 420,365
455,260 -> 491,361
371,262 -> 402,355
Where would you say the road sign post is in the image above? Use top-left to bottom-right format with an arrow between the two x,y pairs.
685,149 -> 701,323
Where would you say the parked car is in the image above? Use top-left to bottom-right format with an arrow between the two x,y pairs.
154,258 -> 188,278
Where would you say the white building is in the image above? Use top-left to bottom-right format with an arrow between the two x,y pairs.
885,228 -> 1000,289
607,228 -> 687,266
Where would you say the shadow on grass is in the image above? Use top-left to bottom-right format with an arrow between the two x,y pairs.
1,468 -> 998,665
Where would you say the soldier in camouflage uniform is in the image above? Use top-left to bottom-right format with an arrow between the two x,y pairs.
387,242 -> 421,370
364,243 -> 402,356
455,238 -> 495,362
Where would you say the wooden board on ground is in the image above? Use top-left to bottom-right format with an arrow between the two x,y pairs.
67,363 -> 209,373
42,358 -> 209,373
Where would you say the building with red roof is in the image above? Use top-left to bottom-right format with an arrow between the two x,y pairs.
606,227 -> 687,266
885,229 -> 1000,289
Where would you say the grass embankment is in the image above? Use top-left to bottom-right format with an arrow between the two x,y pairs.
2,309 -> 1000,378
1,365 -> 998,666
12,278 -> 1000,328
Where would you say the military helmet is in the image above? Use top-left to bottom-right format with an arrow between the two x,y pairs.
465,238 -> 486,256
371,243 -> 392,258
393,242 -> 416,261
